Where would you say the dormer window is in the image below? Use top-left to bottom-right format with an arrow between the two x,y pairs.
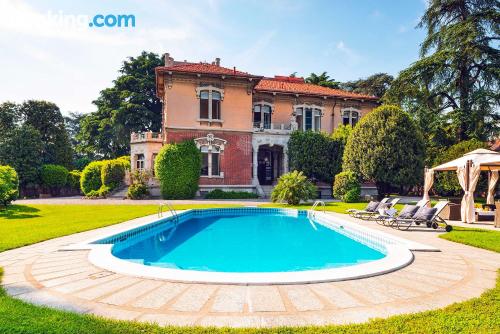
294,105 -> 323,131
342,108 -> 360,127
196,86 -> 224,122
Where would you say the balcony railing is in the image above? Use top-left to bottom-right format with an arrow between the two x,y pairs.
130,131 -> 163,143
252,122 -> 293,133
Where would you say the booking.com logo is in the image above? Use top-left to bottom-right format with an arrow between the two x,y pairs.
88,14 -> 136,28
45,11 -> 135,29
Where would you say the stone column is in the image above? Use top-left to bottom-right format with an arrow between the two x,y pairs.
252,145 -> 259,185
283,148 -> 289,174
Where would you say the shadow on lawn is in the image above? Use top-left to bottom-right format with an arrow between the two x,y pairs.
0,205 -> 41,219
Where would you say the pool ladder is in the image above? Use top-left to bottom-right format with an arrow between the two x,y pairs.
308,200 -> 325,219
158,202 -> 179,226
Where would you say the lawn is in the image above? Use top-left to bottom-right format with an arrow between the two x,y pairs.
260,201 -> 405,213
0,203 -> 499,333
439,226 -> 500,253
0,204 -> 241,252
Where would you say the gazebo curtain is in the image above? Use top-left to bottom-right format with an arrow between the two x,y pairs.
487,170 -> 499,205
423,169 -> 434,206
457,163 -> 481,223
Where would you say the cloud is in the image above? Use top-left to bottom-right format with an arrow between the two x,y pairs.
323,40 -> 362,67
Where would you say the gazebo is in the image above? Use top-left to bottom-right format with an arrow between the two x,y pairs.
423,149 -> 500,224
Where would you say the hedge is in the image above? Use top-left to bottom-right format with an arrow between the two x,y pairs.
204,189 -> 259,199
80,161 -> 105,195
0,165 -> 19,206
101,160 -> 126,191
40,164 -> 69,189
288,131 -> 342,184
67,170 -> 81,190
155,140 -> 201,199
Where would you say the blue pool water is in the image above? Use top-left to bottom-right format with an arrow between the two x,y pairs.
112,212 -> 385,273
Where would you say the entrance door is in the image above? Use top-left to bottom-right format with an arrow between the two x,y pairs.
257,145 -> 283,185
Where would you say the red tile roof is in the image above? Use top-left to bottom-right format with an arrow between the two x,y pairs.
255,77 -> 378,100
156,63 -> 262,79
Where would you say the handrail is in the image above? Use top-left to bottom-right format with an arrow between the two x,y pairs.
158,202 -> 179,226
310,200 -> 325,214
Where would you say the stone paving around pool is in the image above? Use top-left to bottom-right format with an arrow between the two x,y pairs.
1,212 -> 499,328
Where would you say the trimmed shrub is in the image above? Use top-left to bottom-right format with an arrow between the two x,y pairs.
288,131 -> 342,183
155,140 -> 201,199
40,164 -> 69,190
67,170 -> 81,190
343,105 -> 425,196
343,187 -> 361,203
0,165 -> 19,206
116,156 -> 131,170
101,160 -> 126,191
271,170 -> 317,205
127,170 -> 150,200
204,189 -> 259,199
333,171 -> 361,202
127,183 -> 149,200
80,161 -> 105,195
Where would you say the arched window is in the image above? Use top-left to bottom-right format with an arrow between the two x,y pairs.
294,105 -> 323,131
342,108 -> 360,127
253,102 -> 273,129
196,86 -> 224,121
195,134 -> 226,177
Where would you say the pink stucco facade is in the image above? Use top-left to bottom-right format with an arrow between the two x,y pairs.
130,54 -> 379,196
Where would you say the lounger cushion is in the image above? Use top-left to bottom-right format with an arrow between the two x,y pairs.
377,202 -> 391,210
366,201 -> 380,212
398,205 -> 419,219
413,207 -> 437,220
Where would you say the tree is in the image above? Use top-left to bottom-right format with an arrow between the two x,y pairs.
0,102 -> 20,133
305,72 -> 341,89
17,100 -> 73,168
77,51 -> 163,158
0,125 -> 43,188
385,0 -> 500,142
343,105 -> 426,196
155,140 -> 201,199
288,131 -> 342,183
0,165 -> 19,207
342,73 -> 394,98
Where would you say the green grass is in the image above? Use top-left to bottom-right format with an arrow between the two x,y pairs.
439,226 -> 500,253
0,204 -> 241,252
0,203 -> 499,333
260,201 -> 405,213
0,264 -> 498,333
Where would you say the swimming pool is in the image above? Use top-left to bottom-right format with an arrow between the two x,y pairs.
87,208 -> 414,284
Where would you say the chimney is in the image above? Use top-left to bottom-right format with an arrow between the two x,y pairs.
163,53 -> 174,67
215,57 -> 220,66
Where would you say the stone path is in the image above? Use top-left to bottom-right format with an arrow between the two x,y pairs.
1,212 -> 498,328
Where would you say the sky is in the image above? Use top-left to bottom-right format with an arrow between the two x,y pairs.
0,0 -> 428,115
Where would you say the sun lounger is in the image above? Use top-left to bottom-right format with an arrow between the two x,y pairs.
347,198 -> 389,217
353,198 -> 400,220
393,200 -> 451,231
376,199 -> 429,226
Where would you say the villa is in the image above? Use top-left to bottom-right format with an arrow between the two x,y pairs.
130,54 -> 379,196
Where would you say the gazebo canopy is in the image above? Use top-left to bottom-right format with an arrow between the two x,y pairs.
432,149 -> 500,171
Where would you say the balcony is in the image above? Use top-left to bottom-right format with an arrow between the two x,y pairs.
130,131 -> 163,144
252,122 -> 294,134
